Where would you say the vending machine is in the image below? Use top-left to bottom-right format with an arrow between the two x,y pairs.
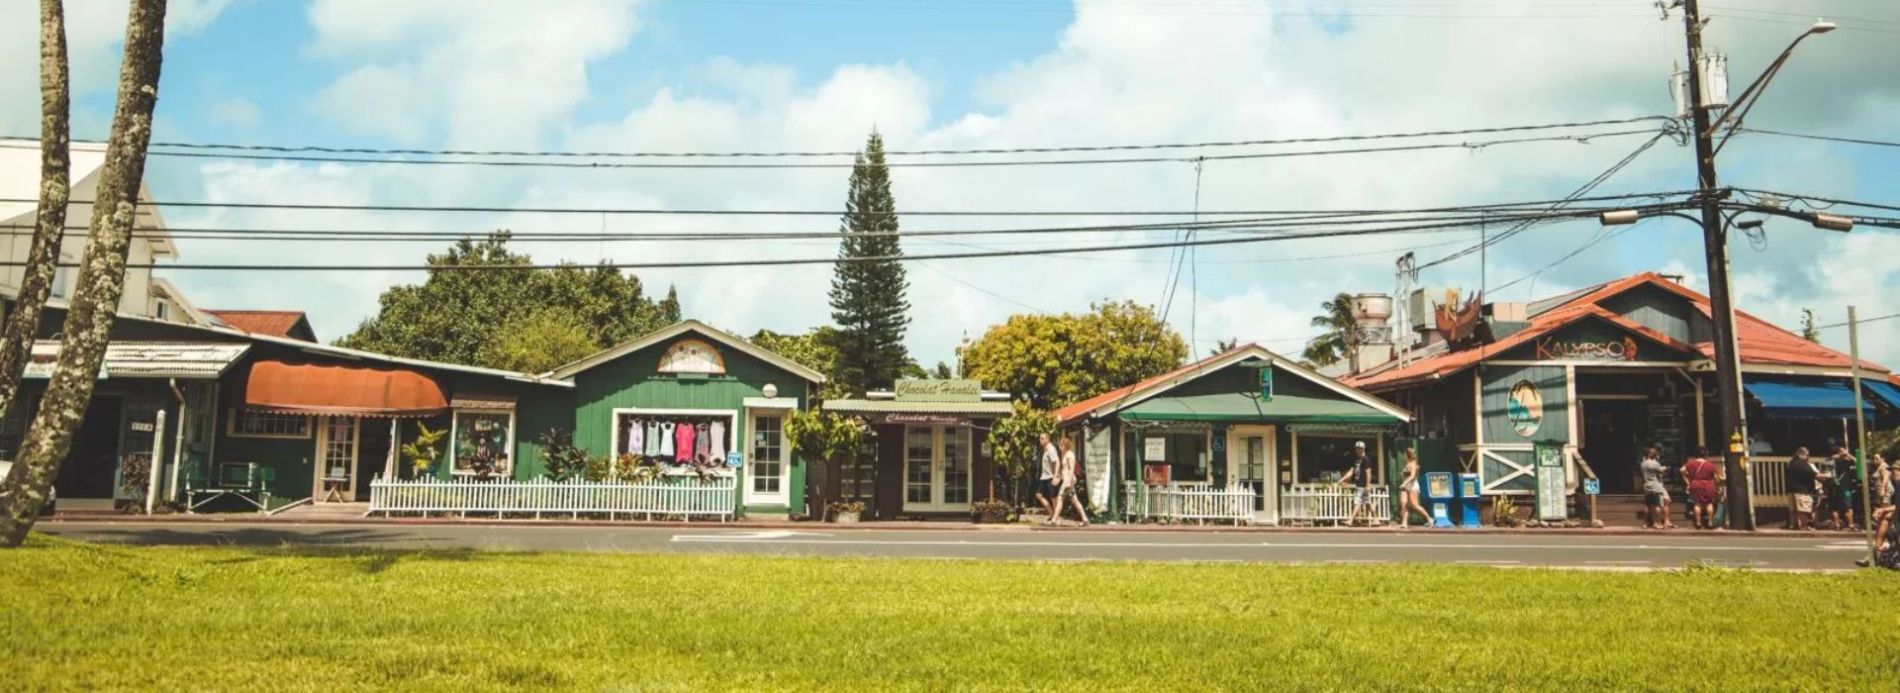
1422,472 -> 1455,528
1456,473 -> 1482,528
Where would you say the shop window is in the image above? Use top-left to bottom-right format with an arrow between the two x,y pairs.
452,410 -> 514,477
0,393 -> 39,460
1140,431 -> 1208,483
228,409 -> 311,439
1300,435 -> 1375,484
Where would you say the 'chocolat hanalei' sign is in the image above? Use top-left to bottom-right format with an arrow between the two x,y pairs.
877,412 -> 970,426
893,379 -> 982,401
1534,336 -> 1639,362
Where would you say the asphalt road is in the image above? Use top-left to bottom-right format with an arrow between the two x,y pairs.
34,521 -> 1875,571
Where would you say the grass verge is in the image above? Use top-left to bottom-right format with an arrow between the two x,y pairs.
3,535 -> 1897,690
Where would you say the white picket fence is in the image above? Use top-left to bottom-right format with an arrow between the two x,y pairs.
1279,483 -> 1392,526
1121,483 -> 1256,525
368,475 -> 736,521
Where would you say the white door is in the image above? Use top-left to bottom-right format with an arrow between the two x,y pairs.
314,416 -> 360,502
746,412 -> 788,506
1227,426 -> 1278,524
903,426 -> 972,512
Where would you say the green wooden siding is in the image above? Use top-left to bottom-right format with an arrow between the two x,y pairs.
569,332 -> 814,516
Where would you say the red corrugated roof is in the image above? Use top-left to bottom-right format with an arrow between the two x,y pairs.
208,310 -> 310,339
1345,272 -> 1889,391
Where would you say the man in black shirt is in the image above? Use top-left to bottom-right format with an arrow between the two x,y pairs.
1337,441 -> 1377,526
1785,447 -> 1818,530
1831,447 -> 1859,530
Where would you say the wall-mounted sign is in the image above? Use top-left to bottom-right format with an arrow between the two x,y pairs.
1583,478 -> 1600,496
1143,437 -> 1167,460
1534,336 -> 1639,362
1506,380 -> 1544,437
877,412 -> 970,426
658,339 -> 726,375
727,451 -> 744,468
1534,443 -> 1567,522
1142,463 -> 1171,486
129,421 -> 155,432
893,379 -> 983,401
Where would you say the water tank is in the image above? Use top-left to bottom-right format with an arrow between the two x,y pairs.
1351,293 -> 1393,326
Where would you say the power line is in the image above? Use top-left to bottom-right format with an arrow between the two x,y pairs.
0,129 -> 1666,169
1736,128 -> 1900,149
1817,312 -> 1900,331
0,209 -> 1656,272
3,115 -> 1674,159
0,188 -> 1696,216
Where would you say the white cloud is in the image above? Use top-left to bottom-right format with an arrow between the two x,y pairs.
0,0 -> 238,133
208,96 -> 260,130
145,0 -> 1900,370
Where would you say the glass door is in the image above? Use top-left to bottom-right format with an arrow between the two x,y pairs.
747,412 -> 787,506
1227,426 -> 1277,523
316,416 -> 360,502
903,426 -> 973,512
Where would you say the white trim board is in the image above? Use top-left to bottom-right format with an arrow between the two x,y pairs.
551,320 -> 825,384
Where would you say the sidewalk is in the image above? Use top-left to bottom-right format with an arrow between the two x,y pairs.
39,509 -> 1865,539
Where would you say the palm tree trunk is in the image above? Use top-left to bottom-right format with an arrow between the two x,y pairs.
0,0 -> 72,432
0,0 -> 168,547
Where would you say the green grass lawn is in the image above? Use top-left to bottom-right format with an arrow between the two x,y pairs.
4,536 -> 1898,691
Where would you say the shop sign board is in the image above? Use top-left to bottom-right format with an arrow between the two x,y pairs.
1144,437 -> 1167,460
876,412 -> 970,426
893,379 -> 983,401
1086,426 -> 1113,508
1534,442 -> 1567,521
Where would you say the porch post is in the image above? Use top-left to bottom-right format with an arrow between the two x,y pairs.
146,410 -> 167,515
384,418 -> 398,481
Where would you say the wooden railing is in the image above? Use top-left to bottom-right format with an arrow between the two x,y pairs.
368,475 -> 736,520
1120,483 -> 1255,525
1279,483 -> 1393,526
1749,456 -> 1791,509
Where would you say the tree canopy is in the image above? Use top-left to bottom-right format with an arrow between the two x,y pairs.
338,232 -> 681,370
1302,293 -> 1359,367
828,131 -> 912,396
957,301 -> 1188,410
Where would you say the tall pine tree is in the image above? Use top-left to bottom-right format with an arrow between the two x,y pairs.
829,131 -> 912,395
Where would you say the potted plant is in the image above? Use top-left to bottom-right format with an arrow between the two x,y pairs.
827,499 -> 865,524
970,499 -> 1013,524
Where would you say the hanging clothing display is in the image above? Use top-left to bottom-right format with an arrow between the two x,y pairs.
626,418 -> 644,457
644,421 -> 662,457
658,422 -> 676,457
675,423 -> 697,463
695,423 -> 712,462
709,421 -> 727,462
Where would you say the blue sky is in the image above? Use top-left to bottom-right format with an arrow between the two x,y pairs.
4,0 -> 1899,368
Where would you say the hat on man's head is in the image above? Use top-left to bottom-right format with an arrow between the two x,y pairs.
1354,441 -> 1366,449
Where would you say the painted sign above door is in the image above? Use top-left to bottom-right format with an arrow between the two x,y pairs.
893,379 -> 982,401
876,412 -> 969,426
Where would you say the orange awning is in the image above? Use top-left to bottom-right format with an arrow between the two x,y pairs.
244,360 -> 448,418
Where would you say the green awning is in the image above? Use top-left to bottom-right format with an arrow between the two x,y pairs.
1118,391 -> 1402,424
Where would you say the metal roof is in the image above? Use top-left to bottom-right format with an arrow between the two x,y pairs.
25,341 -> 249,380
822,399 -> 1016,415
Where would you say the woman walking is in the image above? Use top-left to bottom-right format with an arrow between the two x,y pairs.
1680,448 -> 1719,530
1397,449 -> 1431,528
1053,437 -> 1089,527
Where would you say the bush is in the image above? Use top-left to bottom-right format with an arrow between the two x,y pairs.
970,499 -> 1014,524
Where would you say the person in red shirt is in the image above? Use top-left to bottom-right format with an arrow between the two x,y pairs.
1680,447 -> 1720,530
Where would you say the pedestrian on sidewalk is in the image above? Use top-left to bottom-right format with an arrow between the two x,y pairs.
1337,441 -> 1377,526
1786,447 -> 1818,531
1641,446 -> 1674,530
1857,501 -> 1898,570
1680,447 -> 1719,530
1036,434 -> 1060,525
1828,446 -> 1859,531
1396,448 -> 1430,528
1053,436 -> 1089,527
1870,454 -> 1892,513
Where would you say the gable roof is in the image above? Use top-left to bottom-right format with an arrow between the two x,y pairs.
548,319 -> 826,383
206,310 -> 317,341
1053,343 -> 1410,424
1346,272 -> 1890,391
0,141 -> 173,256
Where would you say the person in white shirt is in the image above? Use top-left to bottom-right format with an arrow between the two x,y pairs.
1054,436 -> 1090,527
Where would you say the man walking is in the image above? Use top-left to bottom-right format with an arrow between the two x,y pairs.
1337,441 -> 1377,526
1640,446 -> 1673,530
1786,447 -> 1818,531
1036,433 -> 1060,524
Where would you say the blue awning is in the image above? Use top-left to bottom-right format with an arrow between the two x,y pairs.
1743,378 -> 1876,419
1865,380 -> 1900,410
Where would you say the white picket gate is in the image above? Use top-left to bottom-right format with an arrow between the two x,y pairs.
1278,483 -> 1392,526
1121,482 -> 1255,525
368,475 -> 736,521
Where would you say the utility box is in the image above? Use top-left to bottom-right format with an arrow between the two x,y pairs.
1423,471 -> 1455,528
1672,53 -> 1730,117
1456,473 -> 1483,529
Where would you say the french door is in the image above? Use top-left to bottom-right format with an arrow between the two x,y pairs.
1226,425 -> 1278,523
746,412 -> 788,506
903,425 -> 971,512
314,416 -> 360,502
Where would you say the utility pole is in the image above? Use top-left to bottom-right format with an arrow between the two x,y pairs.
1848,307 -> 1873,562
1680,0 -> 1754,530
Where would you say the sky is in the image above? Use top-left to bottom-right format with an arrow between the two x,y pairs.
1,0 -> 1898,371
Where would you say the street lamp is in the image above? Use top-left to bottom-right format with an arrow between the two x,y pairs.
1673,0 -> 1835,531
1598,207 -> 1853,233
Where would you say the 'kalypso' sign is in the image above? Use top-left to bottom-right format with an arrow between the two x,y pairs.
1534,336 -> 1639,362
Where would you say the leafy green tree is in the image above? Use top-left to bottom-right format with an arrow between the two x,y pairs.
958,300 -> 1187,410
1800,308 -> 1820,342
749,328 -> 845,386
1209,338 -> 1239,357
785,408 -> 866,506
986,401 -> 1055,507
932,361 -> 954,379
829,131 -> 912,396
477,309 -> 598,374
1302,293 -> 1359,367
339,232 -> 676,370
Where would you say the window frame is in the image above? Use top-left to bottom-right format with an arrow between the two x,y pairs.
226,408 -> 313,440
449,408 -> 518,478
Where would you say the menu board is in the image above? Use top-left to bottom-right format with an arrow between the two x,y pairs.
1534,443 -> 1567,521
1086,426 -> 1113,508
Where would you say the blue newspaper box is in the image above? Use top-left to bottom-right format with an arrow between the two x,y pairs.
1422,472 -> 1455,528
1456,473 -> 1483,528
